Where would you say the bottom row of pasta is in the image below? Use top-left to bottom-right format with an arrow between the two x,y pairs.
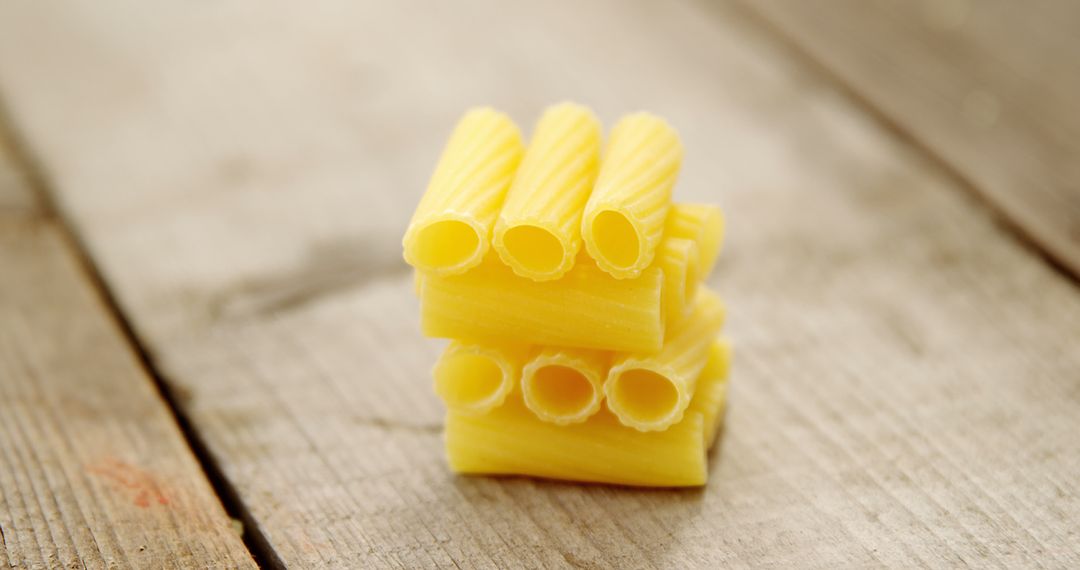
432,288 -> 730,487
443,339 -> 730,487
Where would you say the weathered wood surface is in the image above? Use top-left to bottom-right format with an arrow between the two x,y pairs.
0,128 -> 35,214
745,0 -> 1080,277
1,0 -> 1079,567
0,138 -> 255,567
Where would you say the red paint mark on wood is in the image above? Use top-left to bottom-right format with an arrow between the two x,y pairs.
87,457 -> 170,508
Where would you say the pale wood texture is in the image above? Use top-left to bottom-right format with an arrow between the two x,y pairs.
745,0 -> 1080,277
0,128 -> 35,213
1,0 -> 1079,567
0,154 -> 255,566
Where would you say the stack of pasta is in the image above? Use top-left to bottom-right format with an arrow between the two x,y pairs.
404,103 -> 730,487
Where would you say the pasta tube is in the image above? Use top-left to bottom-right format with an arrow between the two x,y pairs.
655,236 -> 699,324
665,203 -> 725,278
521,347 -> 609,425
701,338 -> 732,449
604,288 -> 725,432
493,103 -> 601,281
412,269 -> 423,297
420,254 -> 665,352
433,341 -> 531,415
582,113 -> 681,279
445,340 -> 731,487
403,108 -> 524,276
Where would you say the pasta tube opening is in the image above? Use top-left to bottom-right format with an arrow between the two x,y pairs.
583,112 -> 681,279
604,289 -> 726,431
410,218 -> 483,271
500,224 -> 565,277
433,342 -> 528,415
522,347 -> 607,425
590,209 -> 642,271
403,107 -> 524,276
494,103 -> 601,281
608,368 -> 679,425
525,366 -> 595,419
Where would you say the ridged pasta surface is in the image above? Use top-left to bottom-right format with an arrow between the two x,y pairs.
446,340 -> 729,487
604,289 -> 726,432
582,113 -> 681,279
420,255 -> 665,352
665,203 -> 724,278
494,103 -> 601,281
403,108 -> 524,275
521,347 -> 609,425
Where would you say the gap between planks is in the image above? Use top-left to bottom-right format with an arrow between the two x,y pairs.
0,97 -> 285,570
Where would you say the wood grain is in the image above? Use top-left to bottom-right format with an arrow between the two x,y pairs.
0,182 -> 255,566
0,0 -> 1078,567
744,0 -> 1080,277
0,126 -> 36,214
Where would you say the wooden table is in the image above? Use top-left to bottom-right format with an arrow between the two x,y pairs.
1,1 -> 1077,568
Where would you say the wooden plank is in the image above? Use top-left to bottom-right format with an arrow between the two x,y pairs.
0,130 -> 255,567
744,0 -> 1080,277
0,228 -> 257,567
2,0 -> 1080,567
0,127 -> 36,213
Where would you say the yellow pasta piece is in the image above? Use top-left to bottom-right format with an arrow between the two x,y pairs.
700,338 -> 732,449
493,103 -> 601,281
521,347 -> 609,425
604,288 -> 725,432
582,113 -> 682,279
402,108 -> 524,276
656,236 -> 699,325
445,340 -> 731,487
665,203 -> 725,279
433,341 -> 531,415
420,254 -> 664,352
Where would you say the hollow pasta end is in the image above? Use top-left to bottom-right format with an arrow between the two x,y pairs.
434,352 -> 510,413
524,364 -> 599,424
590,209 -> 642,273
409,219 -> 484,273
608,368 -> 680,430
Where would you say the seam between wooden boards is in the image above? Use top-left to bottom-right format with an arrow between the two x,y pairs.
714,0 -> 1080,288
0,94 -> 285,570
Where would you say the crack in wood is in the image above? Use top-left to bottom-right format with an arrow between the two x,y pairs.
207,237 -> 411,322
352,416 -> 442,435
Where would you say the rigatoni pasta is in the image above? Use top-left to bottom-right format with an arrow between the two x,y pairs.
665,204 -> 725,278
420,254 -> 665,352
582,113 -> 682,279
521,347 -> 609,425
433,341 -> 531,415
700,338 -> 732,448
604,289 -> 726,432
655,236 -> 699,324
407,105 -> 733,488
493,103 -> 601,281
445,339 -> 730,487
403,108 -> 524,276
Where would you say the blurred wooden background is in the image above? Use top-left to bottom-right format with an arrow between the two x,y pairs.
1,1 -> 1078,568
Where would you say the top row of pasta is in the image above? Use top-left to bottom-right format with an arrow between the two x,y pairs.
403,103 -> 687,282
